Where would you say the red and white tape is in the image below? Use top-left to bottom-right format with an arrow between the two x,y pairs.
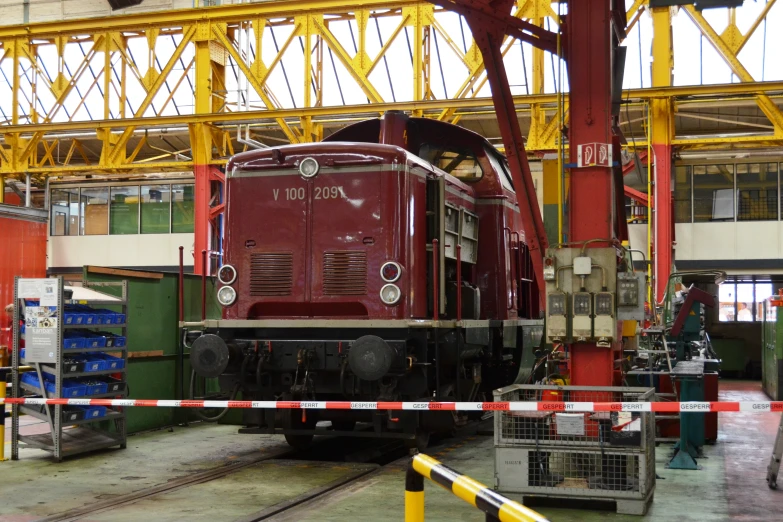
2,398 -> 783,413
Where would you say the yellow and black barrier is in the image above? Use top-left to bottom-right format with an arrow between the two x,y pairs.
405,453 -> 550,522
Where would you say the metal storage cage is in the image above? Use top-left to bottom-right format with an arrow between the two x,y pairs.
493,384 -> 656,515
11,278 -> 129,461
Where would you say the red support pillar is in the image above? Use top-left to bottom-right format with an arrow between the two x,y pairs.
652,140 -> 673,302
566,0 -> 619,386
193,164 -> 211,276
650,6 -> 675,303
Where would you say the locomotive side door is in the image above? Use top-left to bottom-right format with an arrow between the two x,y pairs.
426,176 -> 446,317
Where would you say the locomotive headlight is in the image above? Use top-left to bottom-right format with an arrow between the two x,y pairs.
380,261 -> 402,283
299,157 -> 320,178
217,264 -> 237,285
380,284 -> 401,305
217,286 -> 237,306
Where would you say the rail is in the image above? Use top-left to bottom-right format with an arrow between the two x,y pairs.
405,453 -> 550,522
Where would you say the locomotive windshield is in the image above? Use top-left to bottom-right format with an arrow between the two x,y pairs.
485,147 -> 515,192
418,143 -> 483,183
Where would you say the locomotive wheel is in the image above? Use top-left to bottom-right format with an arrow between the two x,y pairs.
281,393 -> 316,451
404,429 -> 430,452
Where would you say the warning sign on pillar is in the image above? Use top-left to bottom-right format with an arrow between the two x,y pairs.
577,143 -> 613,167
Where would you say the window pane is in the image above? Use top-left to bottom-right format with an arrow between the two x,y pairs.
110,186 -> 139,235
418,144 -> 483,183
736,163 -> 778,221
141,185 -> 171,234
756,283 -> 773,322
719,283 -> 736,322
674,165 -> 692,223
485,149 -> 514,191
171,184 -> 195,233
50,188 -> 79,236
693,164 -> 734,222
80,187 -> 109,235
736,283 -> 754,321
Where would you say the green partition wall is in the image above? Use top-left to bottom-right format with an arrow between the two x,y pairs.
83,268 -> 221,433
762,300 -> 783,400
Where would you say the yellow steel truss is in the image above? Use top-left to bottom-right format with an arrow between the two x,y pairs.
0,0 -> 780,190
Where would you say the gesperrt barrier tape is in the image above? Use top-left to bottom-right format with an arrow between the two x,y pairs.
1,398 -> 783,412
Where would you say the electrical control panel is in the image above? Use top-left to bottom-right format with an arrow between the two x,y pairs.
617,272 -> 646,321
593,292 -> 615,346
547,292 -> 568,341
544,247 -> 618,344
572,292 -> 592,341
543,256 -> 556,281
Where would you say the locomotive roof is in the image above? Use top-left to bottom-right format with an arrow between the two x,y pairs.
324,116 -> 500,153
227,115 -> 505,172
227,141 -> 419,172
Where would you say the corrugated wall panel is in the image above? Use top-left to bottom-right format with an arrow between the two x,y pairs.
0,210 -> 47,344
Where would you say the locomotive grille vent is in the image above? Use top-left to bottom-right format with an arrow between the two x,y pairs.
323,251 -> 367,296
249,252 -> 294,296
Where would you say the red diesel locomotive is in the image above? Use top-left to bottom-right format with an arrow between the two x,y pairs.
189,112 -> 543,449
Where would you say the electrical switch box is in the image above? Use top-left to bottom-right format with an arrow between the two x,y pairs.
546,292 -> 568,342
543,256 -> 556,281
543,247 -> 618,344
594,292 -> 615,346
573,256 -> 592,276
572,292 -> 592,341
617,272 -> 646,321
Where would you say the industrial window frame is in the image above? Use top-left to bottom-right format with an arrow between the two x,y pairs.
49,179 -> 194,237
676,161 -> 782,223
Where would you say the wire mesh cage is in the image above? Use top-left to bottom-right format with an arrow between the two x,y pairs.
495,447 -> 650,496
493,385 -> 656,515
494,385 -> 655,449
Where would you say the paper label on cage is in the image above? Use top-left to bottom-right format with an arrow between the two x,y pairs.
621,418 -> 642,432
555,413 -> 585,436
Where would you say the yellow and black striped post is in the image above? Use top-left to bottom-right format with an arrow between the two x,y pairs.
406,454 -> 550,522
405,459 -> 425,522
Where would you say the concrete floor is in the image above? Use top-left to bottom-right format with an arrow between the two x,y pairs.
1,380 -> 781,521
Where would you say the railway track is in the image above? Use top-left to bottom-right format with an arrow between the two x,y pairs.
37,433 -> 416,522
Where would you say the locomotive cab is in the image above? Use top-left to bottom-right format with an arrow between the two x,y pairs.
189,112 -> 543,449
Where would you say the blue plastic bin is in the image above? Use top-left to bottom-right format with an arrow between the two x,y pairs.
98,353 -> 125,370
20,373 -> 87,397
78,405 -> 107,419
93,310 -> 119,324
99,332 -> 127,348
63,331 -> 87,349
75,354 -> 108,372
83,332 -> 107,349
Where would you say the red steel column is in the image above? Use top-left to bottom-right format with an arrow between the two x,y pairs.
566,0 -> 617,386
651,7 -> 674,303
193,164 -> 211,276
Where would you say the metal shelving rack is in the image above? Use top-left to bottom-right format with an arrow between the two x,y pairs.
11,278 -> 129,461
